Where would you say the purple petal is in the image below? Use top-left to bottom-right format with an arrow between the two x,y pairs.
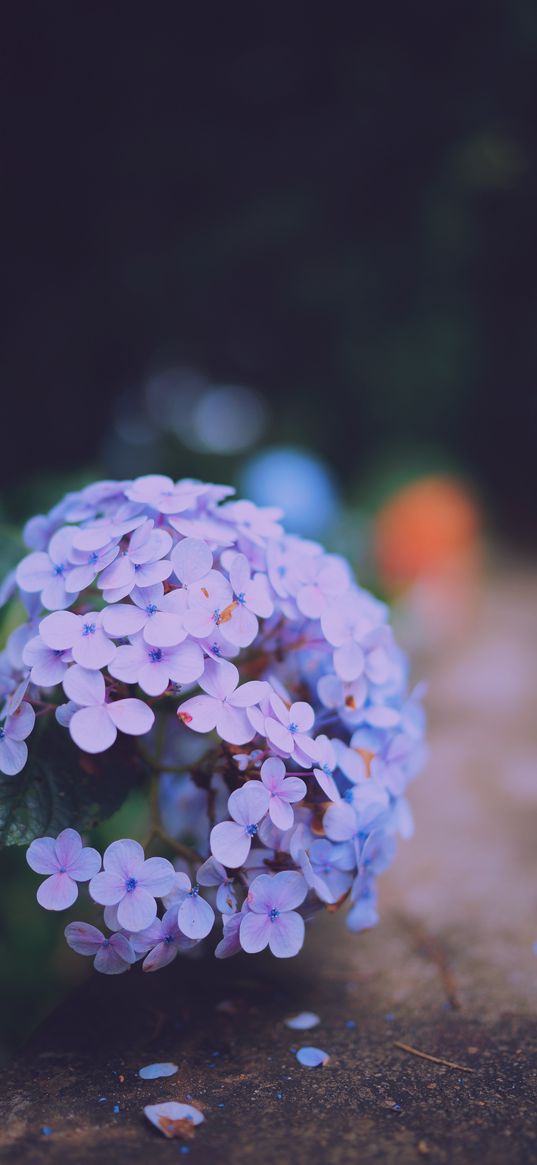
220,605 -> 258,648
200,657 -> 238,700
196,856 -> 226,887
268,796 -> 294,831
6,701 -> 35,741
269,910 -> 305,957
139,856 -> 176,897
94,935 -> 135,974
289,702 -> 315,733
216,703 -> 255,745
64,921 -> 104,955
334,642 -> 365,682
265,718 -> 293,755
72,626 -> 116,670
270,871 -> 308,912
215,912 -> 243,958
68,846 -> 101,881
178,892 -> 215,939
63,664 -> 105,707
89,870 -> 127,906
280,776 -> 307,803
69,705 -> 117,753
228,680 -> 269,708
37,872 -> 78,911
228,781 -> 270,827
139,1062 -> 178,1080
284,1012 -> 320,1030
39,610 -> 80,650
295,1046 -> 329,1067
142,611 -> 186,648
54,828 -> 82,870
260,756 -> 286,790
16,552 -> 52,592
239,910 -> 271,953
117,886 -> 157,932
26,836 -> 58,875
177,694 -> 218,733
142,940 -> 180,972
210,820 -> 251,868
107,699 -> 155,737
0,736 -> 28,775
167,641 -> 205,684
171,537 -> 212,584
104,838 -> 145,877
323,801 -> 358,842
101,603 -> 148,637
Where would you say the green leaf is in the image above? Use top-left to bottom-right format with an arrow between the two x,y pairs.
0,718 -> 150,847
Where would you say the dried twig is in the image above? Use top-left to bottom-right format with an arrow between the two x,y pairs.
394,1040 -> 476,1073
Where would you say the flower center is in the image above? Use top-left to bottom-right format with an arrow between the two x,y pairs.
146,603 -> 157,616
189,883 -> 199,897
164,933 -> 175,944
88,551 -> 99,565
53,563 -> 65,576
343,789 -> 354,804
289,722 -> 298,734
322,763 -> 332,775
148,648 -> 162,663
237,591 -> 246,605
125,877 -> 137,893
269,908 -> 280,922
245,823 -> 258,837
0,728 -> 5,741
82,622 -> 96,637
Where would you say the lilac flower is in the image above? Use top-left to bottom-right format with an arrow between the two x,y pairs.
295,554 -> 350,619
97,519 -> 173,597
182,569 -> 234,639
165,871 -> 215,939
137,909 -> 198,971
178,658 -> 267,745
323,780 -> 389,844
16,527 -> 76,611
64,540 -> 120,593
214,910 -> 243,959
259,757 -> 306,830
321,591 -> 390,682
210,781 -> 270,868
39,610 -> 116,670
317,673 -> 367,723
217,552 -> 273,648
22,634 -> 71,687
125,474 -> 207,514
89,839 -> 176,931
64,921 -> 136,974
347,878 -> 379,932
141,588 -> 189,648
171,536 -> 213,588
308,838 -> 355,903
218,499 -> 284,544
100,582 -> 166,639
197,856 -> 237,914
62,665 -> 154,752
240,871 -> 307,957
109,632 -> 204,696
27,829 -> 101,910
0,699 -> 35,775
259,690 -> 317,762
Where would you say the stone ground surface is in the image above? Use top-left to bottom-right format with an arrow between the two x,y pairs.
1,569 -> 536,1164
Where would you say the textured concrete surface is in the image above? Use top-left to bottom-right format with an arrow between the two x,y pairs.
1,570 -> 536,1163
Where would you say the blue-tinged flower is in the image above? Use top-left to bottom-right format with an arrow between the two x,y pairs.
240,871 -> 307,958
64,921 -> 136,974
16,527 -> 77,611
260,756 -> 306,830
27,829 -> 101,910
61,664 -> 154,753
0,695 -> 35,775
89,839 -> 176,932
210,780 -> 270,868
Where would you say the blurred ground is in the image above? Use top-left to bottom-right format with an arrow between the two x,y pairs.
0,566 -> 536,1164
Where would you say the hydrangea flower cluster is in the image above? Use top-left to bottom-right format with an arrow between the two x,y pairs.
0,475 -> 426,971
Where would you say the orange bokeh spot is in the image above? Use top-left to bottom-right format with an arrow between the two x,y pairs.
374,475 -> 481,590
